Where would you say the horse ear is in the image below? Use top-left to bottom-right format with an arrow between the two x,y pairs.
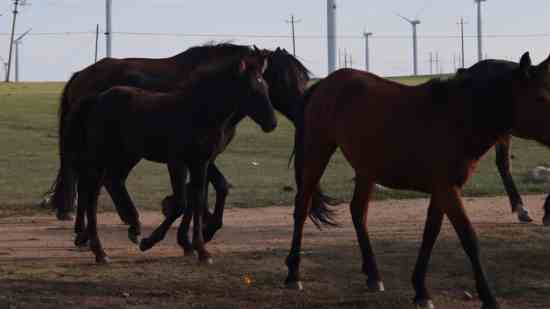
239,59 -> 247,74
253,45 -> 260,53
519,52 -> 532,79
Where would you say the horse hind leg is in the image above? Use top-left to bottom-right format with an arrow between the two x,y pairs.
349,177 -> 384,292
285,138 -> 337,290
80,169 -> 110,264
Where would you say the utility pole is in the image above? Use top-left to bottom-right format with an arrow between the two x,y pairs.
475,0 -> 486,62
435,52 -> 440,74
458,17 -> 467,68
14,28 -> 30,82
94,24 -> 100,63
429,52 -> 433,75
6,0 -> 21,82
286,15 -> 301,56
105,0 -> 112,58
363,31 -> 373,71
326,0 -> 337,74
344,49 -> 348,68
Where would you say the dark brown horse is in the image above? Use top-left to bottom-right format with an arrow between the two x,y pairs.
56,55 -> 276,264
46,44 -> 333,248
286,52 -> 550,309
458,59 -> 550,225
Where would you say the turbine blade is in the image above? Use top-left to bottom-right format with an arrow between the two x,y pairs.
395,12 -> 412,24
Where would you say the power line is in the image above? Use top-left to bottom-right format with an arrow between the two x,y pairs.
1,31 -> 550,40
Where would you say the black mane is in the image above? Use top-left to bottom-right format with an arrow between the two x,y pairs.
171,42 -> 253,69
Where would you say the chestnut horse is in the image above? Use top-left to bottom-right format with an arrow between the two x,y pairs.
458,59 -> 550,225
56,56 -> 276,264
286,52 -> 550,309
47,44 -> 333,248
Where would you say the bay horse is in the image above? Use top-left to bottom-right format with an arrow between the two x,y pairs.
47,44 -> 333,248
458,59 -> 550,225
286,52 -> 550,309
55,55 -> 277,264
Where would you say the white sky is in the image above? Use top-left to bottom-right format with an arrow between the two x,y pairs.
1,0 -> 549,81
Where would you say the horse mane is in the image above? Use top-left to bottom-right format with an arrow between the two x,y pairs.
173,56 -> 244,97
171,42 -> 253,69
268,48 -> 311,93
423,65 -> 517,151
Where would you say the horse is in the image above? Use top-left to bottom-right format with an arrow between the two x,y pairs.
55,54 -> 277,264
458,59 -> 550,225
46,44 -> 333,248
285,52 -> 550,309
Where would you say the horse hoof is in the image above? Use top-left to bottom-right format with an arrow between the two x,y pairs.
414,299 -> 434,309
139,238 -> 154,252
183,249 -> 195,257
517,211 -> 533,223
481,302 -> 500,309
366,280 -> 385,292
96,255 -> 111,265
128,232 -> 140,245
56,212 -> 73,221
543,216 -> 550,226
74,234 -> 89,248
199,256 -> 214,265
285,280 -> 303,291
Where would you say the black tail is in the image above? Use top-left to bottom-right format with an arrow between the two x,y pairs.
293,81 -> 338,228
46,72 -> 86,220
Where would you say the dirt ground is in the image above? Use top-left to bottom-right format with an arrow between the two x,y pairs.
0,195 -> 549,309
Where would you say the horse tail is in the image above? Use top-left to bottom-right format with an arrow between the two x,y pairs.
48,73 -> 88,220
292,81 -> 338,228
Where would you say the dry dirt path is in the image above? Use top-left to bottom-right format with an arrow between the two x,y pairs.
0,195 -> 548,309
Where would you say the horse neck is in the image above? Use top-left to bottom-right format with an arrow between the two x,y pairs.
442,79 -> 514,160
187,81 -> 243,130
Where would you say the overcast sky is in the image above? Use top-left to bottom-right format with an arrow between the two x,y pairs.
1,0 -> 549,81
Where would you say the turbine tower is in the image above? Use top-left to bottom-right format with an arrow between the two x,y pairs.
14,28 -> 31,82
363,31 -> 373,71
475,0 -> 487,61
105,0 -> 112,57
326,0 -> 337,74
397,14 -> 421,75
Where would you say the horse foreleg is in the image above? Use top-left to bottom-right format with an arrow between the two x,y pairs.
439,186 -> 498,309
139,163 -> 187,251
495,137 -> 532,222
412,197 -> 444,309
203,164 -> 229,242
349,178 -> 383,291
188,161 -> 212,264
73,197 -> 88,248
104,177 -> 141,244
543,194 -> 550,226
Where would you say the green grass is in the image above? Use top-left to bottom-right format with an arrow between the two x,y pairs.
0,79 -> 549,216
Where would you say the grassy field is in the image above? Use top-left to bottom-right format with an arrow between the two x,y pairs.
0,78 -> 549,218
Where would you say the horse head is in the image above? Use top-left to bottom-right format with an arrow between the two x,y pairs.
510,52 -> 550,146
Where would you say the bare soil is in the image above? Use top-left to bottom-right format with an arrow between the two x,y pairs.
0,195 -> 549,309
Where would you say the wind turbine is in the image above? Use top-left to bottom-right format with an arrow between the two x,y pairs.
396,13 -> 421,76
0,56 -> 8,79
14,28 -> 31,82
